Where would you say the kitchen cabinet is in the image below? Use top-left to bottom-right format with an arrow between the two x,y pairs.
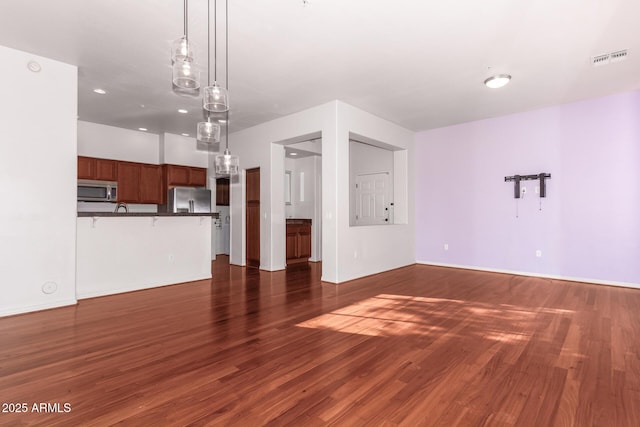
139,164 -> 163,204
78,156 -> 94,179
164,164 -> 207,187
78,156 -> 116,181
216,178 -> 230,206
116,162 -> 140,203
286,220 -> 311,265
77,156 -> 203,205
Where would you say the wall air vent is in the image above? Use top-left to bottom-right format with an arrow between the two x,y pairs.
592,53 -> 610,67
610,49 -> 628,63
592,49 -> 629,67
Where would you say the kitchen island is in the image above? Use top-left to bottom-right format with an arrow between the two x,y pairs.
76,212 -> 218,299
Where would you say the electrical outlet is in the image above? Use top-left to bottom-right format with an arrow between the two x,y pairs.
522,187 -> 527,194
444,243 -> 449,251
169,254 -> 175,262
536,250 -> 542,258
535,186 -> 540,194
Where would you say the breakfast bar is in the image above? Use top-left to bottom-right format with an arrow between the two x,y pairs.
76,212 -> 218,299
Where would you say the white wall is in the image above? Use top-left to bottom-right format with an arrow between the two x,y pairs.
76,216 -> 211,298
333,102 -> 415,282
161,133 -> 209,168
227,102 -> 337,272
228,100 -> 414,283
0,45 -> 78,316
78,121 -> 159,163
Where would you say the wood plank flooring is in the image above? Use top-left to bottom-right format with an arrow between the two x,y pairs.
1,258 -> 639,426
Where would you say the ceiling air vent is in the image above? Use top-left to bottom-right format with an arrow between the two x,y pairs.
610,49 -> 628,63
592,53 -> 610,67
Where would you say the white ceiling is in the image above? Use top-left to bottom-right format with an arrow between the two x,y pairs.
1,0 -> 639,136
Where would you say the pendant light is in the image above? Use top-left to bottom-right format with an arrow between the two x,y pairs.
215,0 -> 239,175
203,0 -> 229,112
172,0 -> 200,91
196,0 -> 221,149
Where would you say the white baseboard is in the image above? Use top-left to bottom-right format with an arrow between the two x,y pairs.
76,274 -> 212,300
0,298 -> 77,318
416,260 -> 640,290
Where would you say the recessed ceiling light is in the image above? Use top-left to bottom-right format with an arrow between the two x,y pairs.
138,127 -> 148,131
93,88 -> 106,95
178,109 -> 188,114
218,119 -> 227,123
290,152 -> 298,156
182,133 -> 190,136
484,74 -> 511,89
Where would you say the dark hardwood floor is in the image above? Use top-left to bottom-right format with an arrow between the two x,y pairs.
1,257 -> 639,426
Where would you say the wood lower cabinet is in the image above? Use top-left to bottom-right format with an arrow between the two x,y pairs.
286,220 -> 312,265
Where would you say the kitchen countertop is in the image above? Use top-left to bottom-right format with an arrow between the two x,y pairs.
286,218 -> 312,225
78,212 -> 219,218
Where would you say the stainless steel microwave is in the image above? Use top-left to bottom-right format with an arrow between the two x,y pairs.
77,179 -> 118,202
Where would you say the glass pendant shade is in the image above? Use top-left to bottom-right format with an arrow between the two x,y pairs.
203,83 -> 229,112
215,148 -> 239,175
172,59 -> 200,90
196,140 -> 221,153
171,36 -> 194,63
196,120 -> 221,143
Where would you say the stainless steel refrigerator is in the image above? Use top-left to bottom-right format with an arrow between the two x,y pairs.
166,187 -> 211,213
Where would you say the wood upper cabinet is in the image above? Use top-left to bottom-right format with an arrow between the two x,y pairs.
139,164 -> 163,204
189,168 -> 207,186
165,165 -> 190,186
95,159 -> 117,181
216,178 -> 230,206
78,157 -> 202,205
78,156 -> 94,179
116,162 -> 140,203
78,157 -> 116,181
286,221 -> 312,265
164,164 -> 207,187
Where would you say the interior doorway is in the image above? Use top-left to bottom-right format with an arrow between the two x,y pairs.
246,168 -> 260,268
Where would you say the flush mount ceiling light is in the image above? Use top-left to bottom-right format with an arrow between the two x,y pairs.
196,0 -> 222,149
182,133 -> 190,137
178,109 -> 188,114
203,0 -> 229,112
172,0 -> 200,91
484,74 -> 511,89
93,88 -> 106,95
138,127 -> 148,131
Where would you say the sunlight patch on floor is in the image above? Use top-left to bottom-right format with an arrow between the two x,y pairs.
297,294 -> 573,339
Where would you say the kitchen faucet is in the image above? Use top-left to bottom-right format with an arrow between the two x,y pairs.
114,202 -> 128,213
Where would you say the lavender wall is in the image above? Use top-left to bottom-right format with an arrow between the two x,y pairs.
415,90 -> 640,287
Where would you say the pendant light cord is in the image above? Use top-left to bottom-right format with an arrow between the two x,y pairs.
207,0 -> 210,86
225,0 -> 229,150
184,0 -> 188,38
214,0 -> 218,82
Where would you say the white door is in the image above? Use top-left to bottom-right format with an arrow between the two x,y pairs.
355,172 -> 391,226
